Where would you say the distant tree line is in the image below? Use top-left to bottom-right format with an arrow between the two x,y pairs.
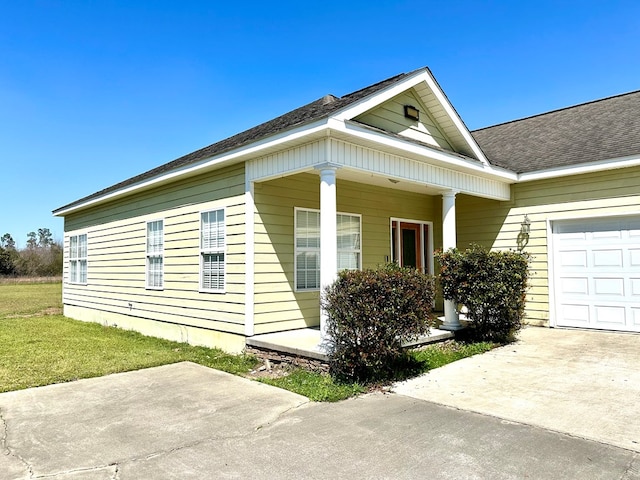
0,228 -> 63,277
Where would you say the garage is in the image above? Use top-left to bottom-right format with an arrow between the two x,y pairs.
551,216 -> 640,332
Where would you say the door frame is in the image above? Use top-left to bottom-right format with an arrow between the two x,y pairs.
389,217 -> 434,275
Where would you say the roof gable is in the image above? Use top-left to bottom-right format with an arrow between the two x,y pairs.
353,87 -> 456,152
472,90 -> 640,174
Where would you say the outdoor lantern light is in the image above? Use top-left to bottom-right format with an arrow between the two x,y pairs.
517,214 -> 531,252
404,105 -> 420,121
521,214 -> 531,235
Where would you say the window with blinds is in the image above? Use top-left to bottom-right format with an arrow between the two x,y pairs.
201,209 -> 225,292
146,220 -> 164,289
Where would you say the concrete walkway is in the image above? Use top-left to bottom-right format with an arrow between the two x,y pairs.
1,362 -> 638,479
394,326 -> 640,453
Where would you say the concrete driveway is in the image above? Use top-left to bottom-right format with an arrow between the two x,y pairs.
394,326 -> 640,453
0,329 -> 639,479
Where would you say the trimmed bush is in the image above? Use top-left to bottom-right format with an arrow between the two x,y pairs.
436,245 -> 529,343
322,264 -> 435,382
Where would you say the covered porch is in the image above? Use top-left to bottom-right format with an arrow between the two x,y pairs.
244,135 -> 510,342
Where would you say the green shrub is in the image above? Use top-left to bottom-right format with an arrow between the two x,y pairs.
322,264 -> 435,382
436,245 -> 529,343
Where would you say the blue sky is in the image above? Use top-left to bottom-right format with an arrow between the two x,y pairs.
1,1 -> 639,247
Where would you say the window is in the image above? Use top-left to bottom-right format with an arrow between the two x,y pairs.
146,220 -> 164,289
69,234 -> 87,284
337,213 -> 361,270
295,208 -> 361,291
295,209 -> 321,290
201,209 -> 225,292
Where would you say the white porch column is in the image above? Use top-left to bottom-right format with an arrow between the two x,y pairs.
244,179 -> 255,337
319,166 -> 338,339
441,190 -> 463,331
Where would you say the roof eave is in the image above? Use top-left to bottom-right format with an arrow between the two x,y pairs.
53,118 -> 331,217
517,153 -> 640,182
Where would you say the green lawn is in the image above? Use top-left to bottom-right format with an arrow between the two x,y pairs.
0,281 -> 63,317
0,281 -> 494,400
0,282 -> 258,393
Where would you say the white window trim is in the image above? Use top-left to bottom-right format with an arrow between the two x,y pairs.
69,233 -> 88,285
294,207 -> 362,292
146,219 -> 164,290
200,207 -> 226,293
389,217 -> 434,275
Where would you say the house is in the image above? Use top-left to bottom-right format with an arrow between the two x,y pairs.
53,67 -> 640,353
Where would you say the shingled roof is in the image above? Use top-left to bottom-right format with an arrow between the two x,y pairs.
55,69 -> 425,213
472,90 -> 640,174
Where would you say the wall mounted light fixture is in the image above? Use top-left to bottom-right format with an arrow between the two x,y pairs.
517,214 -> 531,252
404,105 -> 419,121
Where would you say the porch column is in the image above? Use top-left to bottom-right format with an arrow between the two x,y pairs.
319,166 -> 338,339
441,190 -> 463,330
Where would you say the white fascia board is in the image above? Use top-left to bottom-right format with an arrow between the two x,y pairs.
53,119 -> 330,216
517,153 -> 640,182
331,69 -> 431,121
331,68 -> 491,166
420,70 -> 490,166
331,119 -> 517,182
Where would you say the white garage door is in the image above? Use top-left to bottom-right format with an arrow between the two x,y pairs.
552,216 -> 640,332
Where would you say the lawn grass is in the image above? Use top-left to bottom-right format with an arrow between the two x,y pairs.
0,281 -> 63,317
0,280 -> 496,401
0,314 -> 259,393
410,341 -> 495,370
260,369 -> 367,402
0,281 -> 258,393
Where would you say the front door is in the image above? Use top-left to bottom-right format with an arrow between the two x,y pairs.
391,220 -> 431,273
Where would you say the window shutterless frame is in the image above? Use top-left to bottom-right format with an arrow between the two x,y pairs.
200,208 -> 226,293
146,219 -> 164,290
294,207 -> 362,292
69,233 -> 88,285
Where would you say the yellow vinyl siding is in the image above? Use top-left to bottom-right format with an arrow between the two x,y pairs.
64,164 -> 245,231
458,165 -> 640,326
62,165 -> 247,346
354,88 -> 454,151
253,172 -> 440,333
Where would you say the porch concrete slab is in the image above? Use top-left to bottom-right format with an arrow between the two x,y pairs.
247,328 -> 328,360
393,326 -> 640,453
246,327 -> 454,361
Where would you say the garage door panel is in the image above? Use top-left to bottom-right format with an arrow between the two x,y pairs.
593,249 -> 623,267
559,250 -> 587,267
553,216 -> 640,333
593,305 -> 626,325
560,304 -> 590,324
593,277 -> 625,296
560,277 -> 589,295
592,230 -> 621,239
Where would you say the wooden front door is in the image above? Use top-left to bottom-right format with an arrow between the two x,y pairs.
392,220 -> 429,273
